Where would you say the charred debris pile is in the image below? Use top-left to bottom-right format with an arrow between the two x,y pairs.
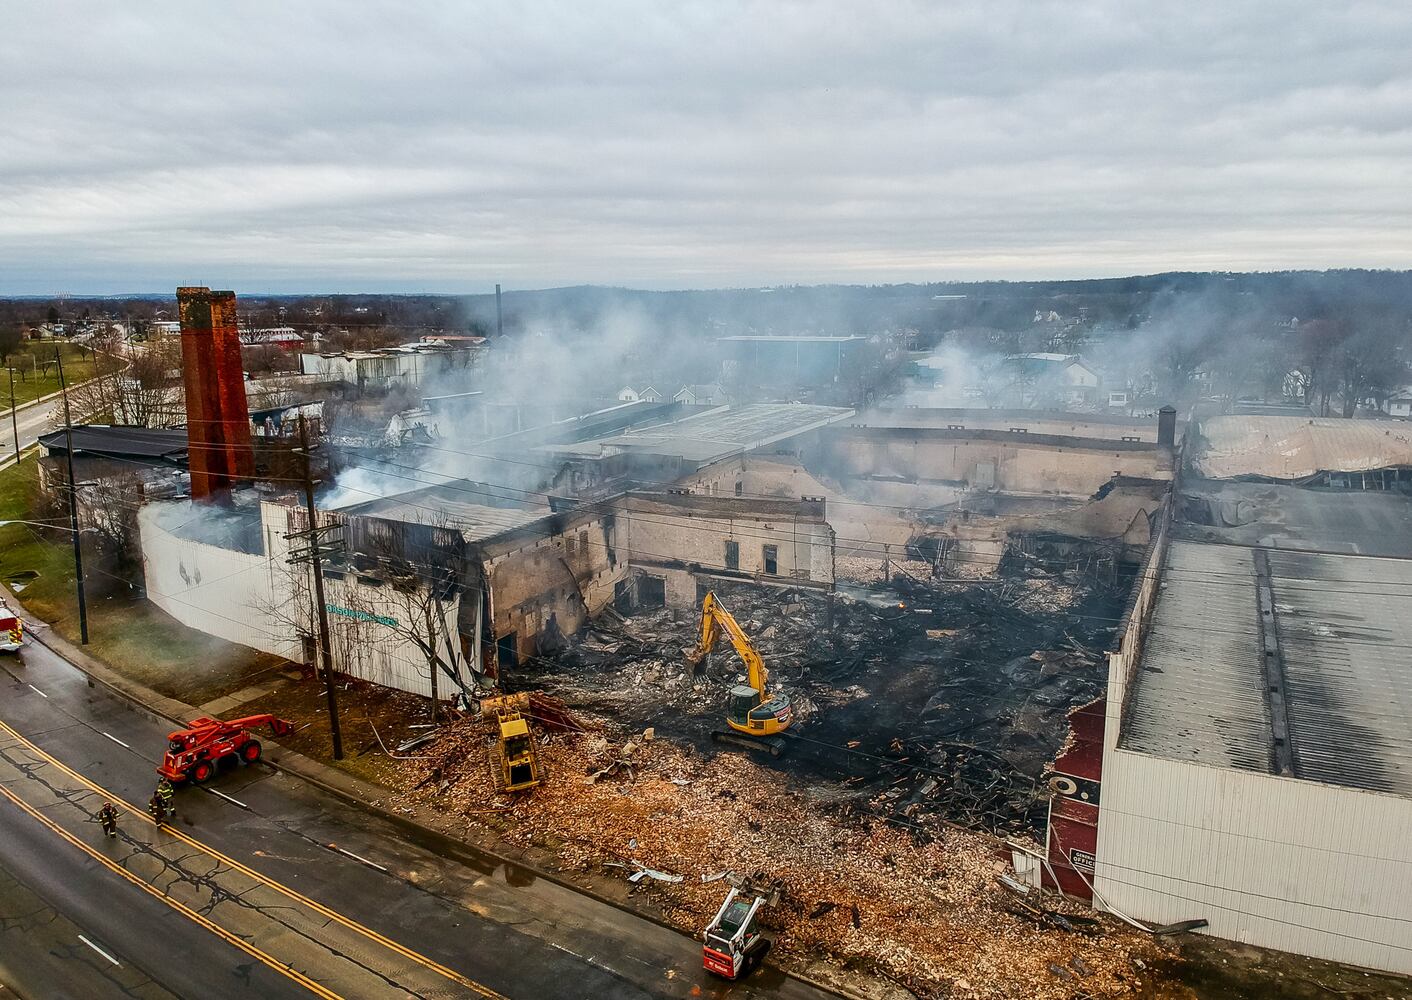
527,557 -> 1124,837
399,716 -> 1161,1000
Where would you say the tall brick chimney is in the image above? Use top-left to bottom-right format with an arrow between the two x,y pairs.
178,287 -> 254,500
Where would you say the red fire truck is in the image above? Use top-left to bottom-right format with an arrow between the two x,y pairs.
0,600 -> 24,654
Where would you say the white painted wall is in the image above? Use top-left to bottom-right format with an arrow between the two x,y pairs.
138,502 -> 299,661
140,500 -> 466,700
1096,749 -> 1412,974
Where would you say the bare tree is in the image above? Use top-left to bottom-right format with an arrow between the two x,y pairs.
62,330 -> 185,427
75,469 -> 147,584
119,335 -> 184,427
61,329 -> 128,424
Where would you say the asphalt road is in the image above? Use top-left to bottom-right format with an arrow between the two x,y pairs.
0,395 -> 58,467
0,636 -> 833,1000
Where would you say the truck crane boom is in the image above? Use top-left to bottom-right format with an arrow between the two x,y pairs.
686,591 -> 793,756
158,713 -> 294,784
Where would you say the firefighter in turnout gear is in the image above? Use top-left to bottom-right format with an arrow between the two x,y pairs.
156,777 -> 175,818
148,792 -> 168,825
98,802 -> 118,838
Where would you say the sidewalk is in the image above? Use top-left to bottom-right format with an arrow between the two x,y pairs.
4,586 -> 910,1000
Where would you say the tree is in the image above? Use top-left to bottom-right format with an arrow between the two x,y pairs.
1296,318 -> 1347,416
1336,310 -> 1409,417
63,329 -> 184,428
0,326 -> 21,362
46,306 -> 59,325
60,330 -> 128,424
74,469 -> 146,585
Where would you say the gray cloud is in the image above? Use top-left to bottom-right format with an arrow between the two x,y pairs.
2,1 -> 1411,292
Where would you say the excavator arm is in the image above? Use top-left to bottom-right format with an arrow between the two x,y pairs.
689,592 -> 769,697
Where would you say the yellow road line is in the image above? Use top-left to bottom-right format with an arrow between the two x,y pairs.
0,781 -> 344,1000
0,718 -> 507,1000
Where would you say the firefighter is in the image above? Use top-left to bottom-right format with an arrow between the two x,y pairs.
97,802 -> 118,838
156,777 -> 175,818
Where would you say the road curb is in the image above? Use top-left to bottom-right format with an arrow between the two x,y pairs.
3,589 -> 891,1000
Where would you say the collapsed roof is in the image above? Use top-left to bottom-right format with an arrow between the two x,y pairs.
1195,415 -> 1412,480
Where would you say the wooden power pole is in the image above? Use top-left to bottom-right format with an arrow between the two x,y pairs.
54,349 -> 89,645
291,414 -> 343,759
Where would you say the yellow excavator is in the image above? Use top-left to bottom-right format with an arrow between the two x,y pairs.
686,591 -> 794,757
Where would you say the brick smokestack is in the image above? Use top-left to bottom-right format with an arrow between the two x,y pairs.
178,287 -> 254,500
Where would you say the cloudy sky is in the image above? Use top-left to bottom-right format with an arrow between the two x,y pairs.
3,2 -> 1410,293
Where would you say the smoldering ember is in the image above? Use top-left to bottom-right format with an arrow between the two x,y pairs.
3,274 -> 1412,1000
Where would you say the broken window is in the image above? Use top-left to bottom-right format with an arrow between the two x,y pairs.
724,540 -> 739,570
734,480 -> 743,496
579,530 -> 588,554
565,535 -> 577,556
763,544 -> 778,575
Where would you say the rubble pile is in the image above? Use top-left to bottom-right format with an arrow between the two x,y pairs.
398,720 -> 1165,999
532,569 -> 1116,837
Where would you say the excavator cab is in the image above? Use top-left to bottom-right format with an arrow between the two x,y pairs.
726,686 -> 793,734
689,592 -> 794,757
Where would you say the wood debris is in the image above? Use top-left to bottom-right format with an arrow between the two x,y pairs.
393,714 -> 1167,999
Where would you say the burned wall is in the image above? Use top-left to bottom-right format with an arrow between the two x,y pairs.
480,510 -> 627,668
855,408 -> 1163,443
617,492 -> 834,607
821,427 -> 1171,496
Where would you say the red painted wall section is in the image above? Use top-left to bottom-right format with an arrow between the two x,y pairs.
178,287 -> 254,500
1043,695 -> 1104,898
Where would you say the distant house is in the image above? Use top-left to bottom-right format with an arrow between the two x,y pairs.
1004,353 -> 1100,406
674,383 -> 726,405
240,326 -> 306,349
617,386 -> 662,403
1388,387 -> 1412,419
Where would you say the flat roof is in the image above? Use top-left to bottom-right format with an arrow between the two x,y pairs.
716,335 -> 867,343
338,482 -> 549,543
38,425 -> 188,463
1123,537 -> 1412,797
1196,415 -> 1412,479
539,403 -> 854,466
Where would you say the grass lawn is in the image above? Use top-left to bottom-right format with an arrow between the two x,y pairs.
1,341 -> 99,410
0,454 -> 286,706
239,680 -> 435,788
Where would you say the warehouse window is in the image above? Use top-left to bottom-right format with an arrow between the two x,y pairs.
724,540 -> 739,570
762,545 -> 778,575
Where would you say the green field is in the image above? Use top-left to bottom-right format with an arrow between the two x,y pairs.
0,455 -> 282,706
0,341 -> 98,411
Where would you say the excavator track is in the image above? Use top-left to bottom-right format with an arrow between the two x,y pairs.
710,730 -> 787,758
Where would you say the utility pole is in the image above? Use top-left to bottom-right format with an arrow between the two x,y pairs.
54,349 -> 89,645
293,414 -> 343,759
7,367 -> 19,458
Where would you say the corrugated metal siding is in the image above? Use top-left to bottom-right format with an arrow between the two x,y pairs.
1096,749 -> 1412,974
1121,542 -> 1272,770
1270,550 -> 1412,796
